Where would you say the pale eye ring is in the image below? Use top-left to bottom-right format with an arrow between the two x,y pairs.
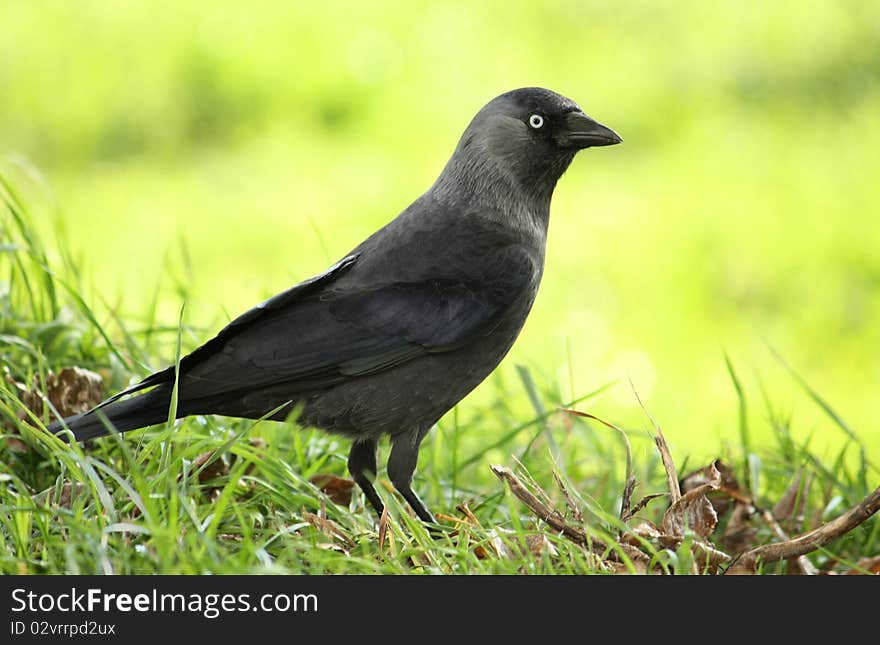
528,114 -> 545,129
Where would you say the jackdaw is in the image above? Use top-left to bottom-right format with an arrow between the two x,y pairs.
48,87 -> 621,522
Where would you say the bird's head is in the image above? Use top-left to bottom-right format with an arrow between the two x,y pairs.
477,87 -> 622,152
436,87 -> 621,212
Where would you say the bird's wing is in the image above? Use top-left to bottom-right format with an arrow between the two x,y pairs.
326,279 -> 505,376
95,254 -> 360,408
173,243 -> 534,399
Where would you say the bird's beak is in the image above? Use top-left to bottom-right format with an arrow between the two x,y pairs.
556,111 -> 622,149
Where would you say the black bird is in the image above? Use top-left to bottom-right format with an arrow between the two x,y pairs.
49,87 -> 621,522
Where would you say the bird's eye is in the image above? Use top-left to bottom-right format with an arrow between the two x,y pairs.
528,114 -> 545,129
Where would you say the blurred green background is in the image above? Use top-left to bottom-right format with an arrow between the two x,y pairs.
2,0 -> 878,459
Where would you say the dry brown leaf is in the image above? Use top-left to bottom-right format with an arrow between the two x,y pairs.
681,460 -> 742,516
660,461 -> 721,543
654,430 -> 681,503
303,510 -> 356,548
46,367 -> 105,417
842,555 -> 880,575
524,533 -> 559,558
309,473 -> 355,506
721,500 -> 758,554
473,544 -> 491,560
772,472 -> 811,531
664,495 -> 717,542
16,367 -> 105,421
607,559 -> 651,575
5,367 -> 104,450
621,520 -> 662,547
378,505 -> 390,552
680,464 -> 716,493
192,451 -> 229,484
35,482 -> 88,508
691,539 -> 732,572
485,529 -> 559,560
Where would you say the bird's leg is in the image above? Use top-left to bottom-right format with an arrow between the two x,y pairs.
347,439 -> 384,517
388,428 -> 435,523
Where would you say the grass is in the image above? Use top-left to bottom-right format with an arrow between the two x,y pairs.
1,172 -> 877,575
3,1 -> 880,459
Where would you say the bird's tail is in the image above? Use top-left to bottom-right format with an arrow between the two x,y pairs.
47,385 -> 175,442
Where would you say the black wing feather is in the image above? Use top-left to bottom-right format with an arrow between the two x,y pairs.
115,244 -> 533,402
97,254 -> 360,405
